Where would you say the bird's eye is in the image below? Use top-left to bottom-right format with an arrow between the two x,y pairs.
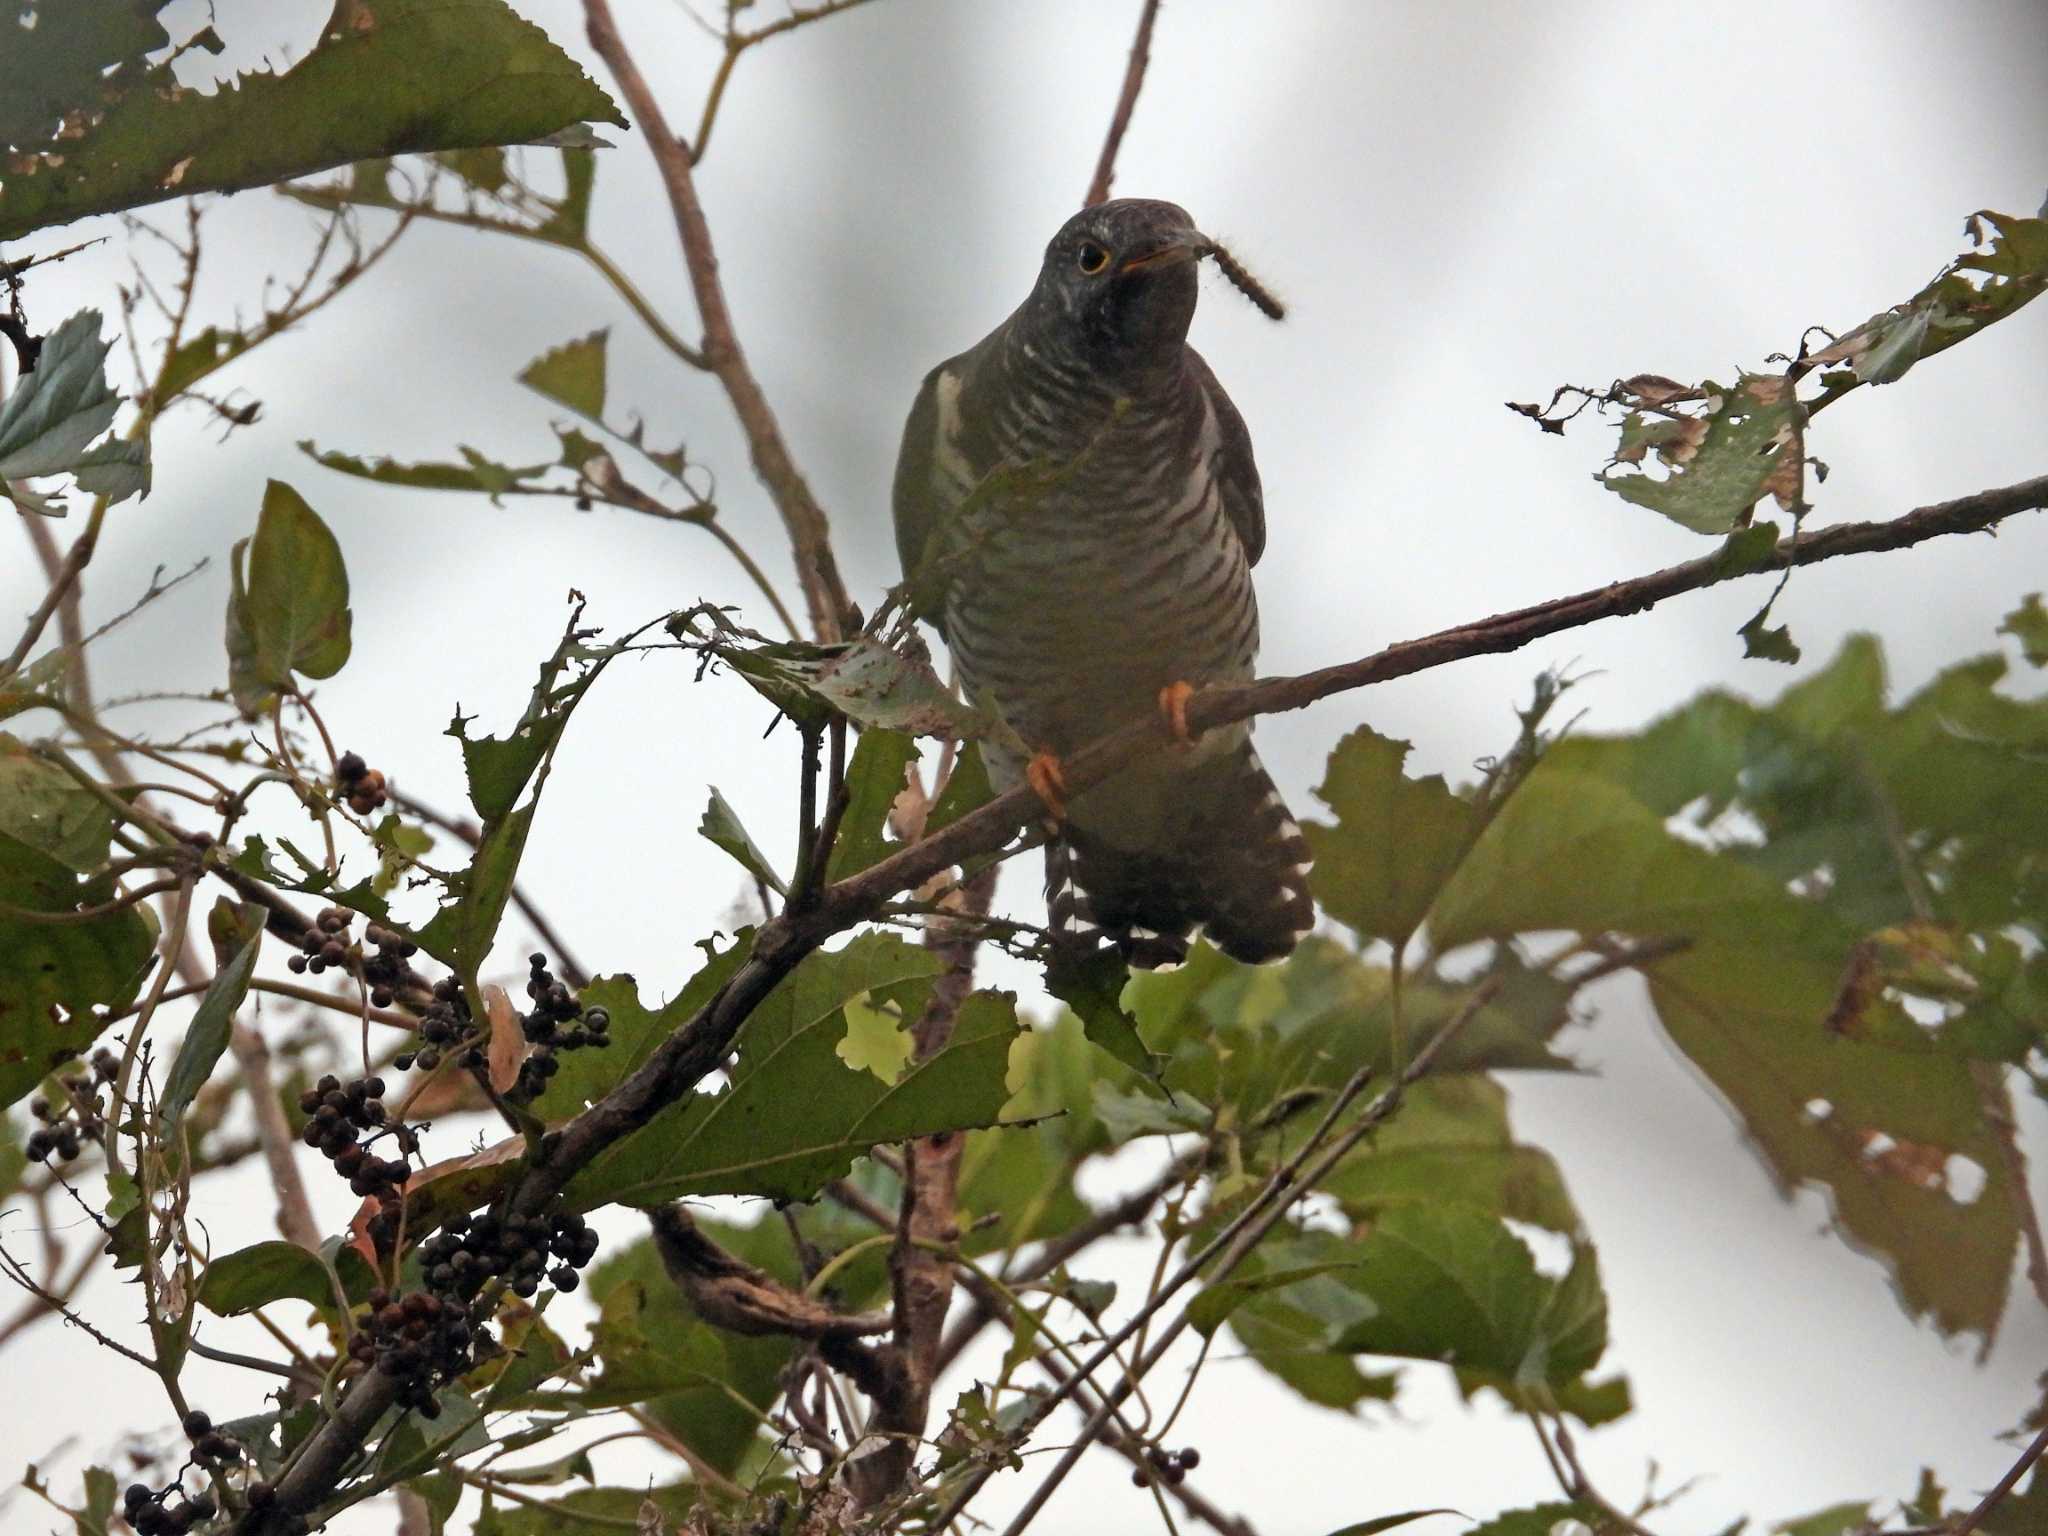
1076,241 -> 1110,275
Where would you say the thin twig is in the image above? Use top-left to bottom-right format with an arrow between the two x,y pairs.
389,788 -> 591,987
1085,0 -> 1164,207
227,472 -> 2048,1533
981,985 -> 1494,1536
1951,1423 -> 2048,1536
584,0 -> 857,642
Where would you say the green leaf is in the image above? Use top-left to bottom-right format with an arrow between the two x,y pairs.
698,788 -> 786,894
159,900 -> 263,1145
414,615 -> 644,976
1811,204 -> 2048,388
0,736 -> 115,872
1320,1076 -> 1579,1234
1466,1504 -> 1605,1536
199,1240 -> 341,1316
1601,373 -> 1804,534
0,4 -> 172,150
407,1472 -> 465,1536
1189,1257 -> 1366,1337
1328,1205 -> 1607,1388
1322,1513 -> 1466,1536
679,608 -> 984,739
577,1226 -> 798,1474
0,836 -> 156,1112
1771,1502 -> 1872,1536
1305,726 -> 1479,947
473,1483 -> 700,1536
370,1387 -> 489,1485
537,936 -> 752,1116
301,440 -> 553,505
1522,634 -> 2048,1338
1046,944 -> 1156,1078
0,310 -> 147,516
2000,592 -> 2048,667
518,330 -> 608,420
1222,1232 -> 1401,1411
567,934 -> 1022,1207
824,728 -> 917,882
0,1 -> 626,242
225,480 -> 352,714
1739,593 -> 1802,665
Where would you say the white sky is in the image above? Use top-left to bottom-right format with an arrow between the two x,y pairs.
4,2 -> 2047,1533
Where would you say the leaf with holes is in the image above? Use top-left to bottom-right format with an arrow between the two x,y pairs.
0,0 -> 624,241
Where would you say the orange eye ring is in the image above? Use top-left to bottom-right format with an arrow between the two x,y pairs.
1076,241 -> 1110,275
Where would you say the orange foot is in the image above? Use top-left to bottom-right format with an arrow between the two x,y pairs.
1026,750 -> 1069,821
1158,680 -> 1198,747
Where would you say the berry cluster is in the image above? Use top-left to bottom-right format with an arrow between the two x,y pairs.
183,1408 -> 244,1470
334,750 -> 388,816
285,906 -> 356,978
121,1481 -> 216,1536
25,1047 -> 118,1163
359,922 -> 418,1009
347,1286 -> 478,1416
1131,1444 -> 1201,1487
296,1074 -> 415,1252
509,953 -> 610,1100
240,1482 -> 303,1532
419,1207 -> 601,1303
393,975 -> 478,1075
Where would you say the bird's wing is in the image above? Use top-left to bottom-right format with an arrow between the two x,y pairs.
1187,346 -> 1266,567
892,363 -> 945,560
892,344 -> 996,637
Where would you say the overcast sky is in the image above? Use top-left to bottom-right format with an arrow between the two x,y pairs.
4,3 -> 2047,1533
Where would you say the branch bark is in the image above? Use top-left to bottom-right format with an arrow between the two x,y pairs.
1084,0 -> 1164,208
232,471 -> 2046,1531
845,864 -> 997,1507
650,1204 -> 891,1340
583,0 -> 856,643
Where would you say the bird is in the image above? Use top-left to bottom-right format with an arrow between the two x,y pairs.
891,197 -> 1313,968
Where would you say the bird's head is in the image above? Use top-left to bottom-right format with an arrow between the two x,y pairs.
1025,198 -> 1205,378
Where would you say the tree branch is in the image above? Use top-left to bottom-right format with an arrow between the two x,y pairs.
232,472 -> 2045,1531
649,1204 -> 892,1340
1085,0 -> 1164,207
1951,1423 -> 2048,1536
583,0 -> 857,642
828,473 -> 2048,924
846,864 -> 997,1507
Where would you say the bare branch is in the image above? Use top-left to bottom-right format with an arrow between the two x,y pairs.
1085,0 -> 1165,208
1951,1423 -> 2048,1536
827,474 -> 2048,927
649,1204 -> 892,1340
583,0 -> 857,642
845,865 -> 997,1507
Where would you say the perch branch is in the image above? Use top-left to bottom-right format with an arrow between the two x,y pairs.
231,471 -> 2046,1531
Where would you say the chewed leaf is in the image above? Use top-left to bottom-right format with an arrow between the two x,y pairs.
1811,204 -> 2048,388
1600,373 -> 1805,534
676,607 -> 983,739
0,310 -> 148,516
0,0 -> 625,241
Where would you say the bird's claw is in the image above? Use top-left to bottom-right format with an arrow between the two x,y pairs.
1026,750 -> 1069,821
1158,680 -> 1198,747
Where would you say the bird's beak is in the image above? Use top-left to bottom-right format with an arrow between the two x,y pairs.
1119,230 -> 1206,274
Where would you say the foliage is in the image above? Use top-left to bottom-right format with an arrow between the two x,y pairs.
0,7 -> 2042,1536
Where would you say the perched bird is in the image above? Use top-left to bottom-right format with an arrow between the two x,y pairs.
892,198 -> 1312,968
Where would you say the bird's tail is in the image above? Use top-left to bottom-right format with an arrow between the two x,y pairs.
1046,741 -> 1314,969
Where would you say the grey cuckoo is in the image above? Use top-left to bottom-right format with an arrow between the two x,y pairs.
892,198 -> 1313,968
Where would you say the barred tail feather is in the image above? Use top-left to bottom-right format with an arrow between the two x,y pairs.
1048,744 -> 1313,970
